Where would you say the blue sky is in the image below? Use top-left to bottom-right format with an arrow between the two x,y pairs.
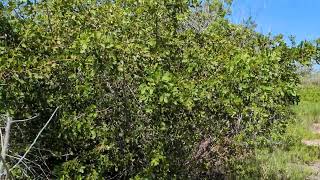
230,0 -> 320,42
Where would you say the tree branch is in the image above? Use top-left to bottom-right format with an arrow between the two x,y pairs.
10,107 -> 59,170
11,115 -> 39,123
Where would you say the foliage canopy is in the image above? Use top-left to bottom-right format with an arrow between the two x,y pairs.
0,0 -> 319,179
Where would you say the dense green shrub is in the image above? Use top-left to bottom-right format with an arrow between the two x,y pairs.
0,0 -> 319,179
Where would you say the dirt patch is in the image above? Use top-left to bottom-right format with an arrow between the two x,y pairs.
308,162 -> 320,180
302,139 -> 320,147
302,123 -> 320,179
311,123 -> 320,134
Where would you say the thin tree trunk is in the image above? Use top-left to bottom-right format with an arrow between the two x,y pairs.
0,114 -> 11,176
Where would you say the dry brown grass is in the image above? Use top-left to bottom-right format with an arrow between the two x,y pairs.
301,72 -> 320,86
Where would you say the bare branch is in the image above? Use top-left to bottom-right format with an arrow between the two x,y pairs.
14,123 -> 24,138
11,115 -> 39,123
31,147 -> 58,157
7,154 -> 49,179
10,107 -> 60,170
19,159 -> 35,178
36,148 -> 51,175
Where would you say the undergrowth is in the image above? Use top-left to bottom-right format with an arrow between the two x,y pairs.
233,85 -> 320,179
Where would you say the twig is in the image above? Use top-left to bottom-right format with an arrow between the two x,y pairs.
31,147 -> 72,158
7,154 -> 49,179
14,123 -> 24,138
10,107 -> 59,170
36,148 -> 51,177
30,147 -> 58,157
11,115 -> 39,123
20,160 -> 35,178
18,164 -> 29,178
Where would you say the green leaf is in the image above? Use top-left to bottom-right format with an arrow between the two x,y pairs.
161,72 -> 171,82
